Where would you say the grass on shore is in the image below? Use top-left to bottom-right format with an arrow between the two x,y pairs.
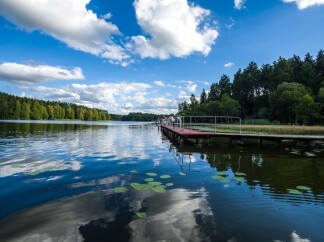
190,124 -> 324,135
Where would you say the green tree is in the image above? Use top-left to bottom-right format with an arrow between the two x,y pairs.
271,57 -> 293,90
269,82 -> 309,124
31,101 -> 42,120
47,105 -> 55,120
189,94 -> 198,113
200,89 -> 207,104
218,74 -> 232,96
295,94 -> 320,124
65,106 -> 75,119
301,54 -> 319,95
232,62 -> 261,117
221,94 -> 239,116
315,50 -> 324,89
14,100 -> 21,119
21,102 -> 31,120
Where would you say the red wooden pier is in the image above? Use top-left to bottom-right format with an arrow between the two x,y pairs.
160,124 -> 324,146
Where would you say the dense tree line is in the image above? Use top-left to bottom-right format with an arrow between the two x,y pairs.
0,92 -> 110,121
179,50 -> 324,125
111,112 -> 162,121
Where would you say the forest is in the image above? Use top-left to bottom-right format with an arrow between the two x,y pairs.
178,50 -> 324,125
111,112 -> 162,121
0,92 -> 110,121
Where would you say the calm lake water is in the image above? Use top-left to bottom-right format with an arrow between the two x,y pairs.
0,121 -> 323,242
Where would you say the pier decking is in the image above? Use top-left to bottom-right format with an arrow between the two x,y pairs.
160,124 -> 324,145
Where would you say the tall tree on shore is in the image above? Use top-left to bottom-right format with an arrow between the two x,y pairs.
200,89 -> 207,104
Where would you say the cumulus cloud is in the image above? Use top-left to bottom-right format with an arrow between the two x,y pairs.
22,82 -> 158,114
234,0 -> 245,9
128,0 -> 218,59
0,62 -> 84,84
224,62 -> 234,68
177,80 -> 197,93
0,0 -> 130,66
283,0 -> 324,9
20,80 -> 188,114
154,80 -> 166,87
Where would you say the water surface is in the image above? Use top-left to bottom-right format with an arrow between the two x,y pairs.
0,121 -> 323,242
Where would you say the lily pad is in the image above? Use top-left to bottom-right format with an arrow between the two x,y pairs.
234,177 -> 246,182
166,183 -> 174,187
131,183 -> 151,191
290,151 -> 300,155
305,152 -> 316,157
147,181 -> 162,187
287,189 -> 302,195
136,212 -> 147,219
113,187 -> 128,193
146,172 -> 157,177
152,186 -> 167,193
144,178 -> 154,182
130,170 -> 138,173
296,186 -> 311,191
160,175 -> 171,179
219,178 -> 230,183
235,172 -> 247,176
179,172 -> 186,176
212,175 -> 224,179
29,171 -> 41,176
217,171 -> 227,176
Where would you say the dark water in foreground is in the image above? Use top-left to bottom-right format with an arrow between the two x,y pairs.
0,121 -> 323,242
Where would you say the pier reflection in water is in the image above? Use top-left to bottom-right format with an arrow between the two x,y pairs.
0,121 -> 323,242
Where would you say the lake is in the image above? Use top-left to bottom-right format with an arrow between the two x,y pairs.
0,121 -> 323,242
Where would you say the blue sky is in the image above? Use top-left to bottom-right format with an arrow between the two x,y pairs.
0,0 -> 324,114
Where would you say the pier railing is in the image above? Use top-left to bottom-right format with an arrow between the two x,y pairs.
178,116 -> 242,134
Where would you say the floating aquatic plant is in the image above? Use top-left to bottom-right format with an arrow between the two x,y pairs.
131,183 -> 151,191
29,171 -> 40,176
217,171 -> 227,176
234,177 -> 246,182
166,183 -> 174,187
144,178 -> 154,182
113,187 -> 128,193
136,212 -> 147,219
147,181 -> 162,187
220,178 -> 230,183
118,161 -> 128,165
287,189 -> 302,195
130,170 -> 138,173
235,172 -> 247,176
179,172 -> 186,176
305,152 -> 316,157
160,175 -> 171,179
212,175 -> 224,179
290,151 -> 300,155
152,186 -> 167,193
296,186 -> 311,191
146,172 -> 157,177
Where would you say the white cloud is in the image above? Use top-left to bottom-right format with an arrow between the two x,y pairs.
154,80 -> 166,87
224,62 -> 234,68
283,0 -> 324,9
234,0 -> 245,9
225,18 -> 235,29
0,0 -> 130,66
128,0 -> 218,59
0,62 -> 84,84
22,82 -> 157,114
177,80 -> 198,93
20,80 -> 189,114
